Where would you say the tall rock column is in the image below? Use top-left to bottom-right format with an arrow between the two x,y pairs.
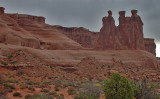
130,10 -> 144,49
0,7 -> 5,15
95,10 -> 121,49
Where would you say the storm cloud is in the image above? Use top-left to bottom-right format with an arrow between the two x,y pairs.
0,0 -> 160,43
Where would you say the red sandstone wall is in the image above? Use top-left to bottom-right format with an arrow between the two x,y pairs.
6,14 -> 45,25
53,26 -> 98,48
144,38 -> 156,55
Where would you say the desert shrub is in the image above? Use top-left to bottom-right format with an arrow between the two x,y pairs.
17,69 -> 24,76
68,88 -> 76,95
56,94 -> 64,99
74,92 -> 98,99
1,61 -> 8,65
26,80 -> 34,85
55,86 -> 59,91
0,74 -> 4,84
4,83 -> 15,89
25,94 -> 32,99
134,78 -> 160,99
42,80 -> 50,85
5,78 -> 14,83
62,81 -> 73,88
54,80 -> 61,88
20,84 -> 28,89
104,72 -> 134,99
75,83 -> 101,99
32,93 -> 53,99
41,89 -> 50,93
49,91 -> 57,96
13,92 -> 22,97
28,86 -> 35,91
10,61 -> 17,64
7,88 -> 13,92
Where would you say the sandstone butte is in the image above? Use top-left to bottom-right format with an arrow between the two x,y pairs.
0,7 -> 159,79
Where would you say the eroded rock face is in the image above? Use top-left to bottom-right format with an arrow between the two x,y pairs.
95,11 -> 122,49
6,14 -> 45,24
53,26 -> 98,48
144,38 -> 156,55
95,10 -> 145,50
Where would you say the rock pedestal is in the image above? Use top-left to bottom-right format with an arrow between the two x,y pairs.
0,7 -> 5,15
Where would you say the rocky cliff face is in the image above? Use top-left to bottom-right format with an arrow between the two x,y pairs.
6,14 -> 45,24
0,7 -> 82,50
53,26 -> 98,48
144,38 -> 156,55
95,10 -> 145,50
0,7 -> 157,55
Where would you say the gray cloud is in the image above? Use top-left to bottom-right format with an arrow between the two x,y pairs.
0,0 -> 160,43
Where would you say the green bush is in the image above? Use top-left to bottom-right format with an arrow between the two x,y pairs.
104,72 -> 134,99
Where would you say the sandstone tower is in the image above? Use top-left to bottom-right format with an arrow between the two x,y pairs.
0,7 -> 5,15
95,10 -> 145,50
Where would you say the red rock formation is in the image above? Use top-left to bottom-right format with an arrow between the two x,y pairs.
0,7 -> 82,50
144,38 -> 156,55
53,26 -> 98,48
118,10 -> 144,49
95,10 -> 145,50
6,14 -> 45,24
0,7 -> 5,15
95,10 -> 121,49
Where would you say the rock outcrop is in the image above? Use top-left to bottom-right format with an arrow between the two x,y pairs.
0,7 -> 157,55
95,11 -> 122,49
0,7 -> 5,15
144,38 -> 156,55
53,26 -> 98,48
0,7 -> 82,50
95,10 -> 145,50
6,14 -> 45,24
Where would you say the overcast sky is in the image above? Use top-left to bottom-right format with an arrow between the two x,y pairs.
0,0 -> 160,49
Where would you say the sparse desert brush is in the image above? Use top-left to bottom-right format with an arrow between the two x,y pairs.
32,93 -> 52,99
134,78 -> 160,99
5,78 -> 14,83
0,73 -> 4,84
4,83 -> 15,89
1,61 -> 8,65
41,89 -> 50,93
28,86 -> 35,91
56,94 -> 64,99
49,91 -> 57,96
25,94 -> 32,99
13,92 -> 22,97
62,81 -> 73,88
20,84 -> 28,89
68,87 -> 76,95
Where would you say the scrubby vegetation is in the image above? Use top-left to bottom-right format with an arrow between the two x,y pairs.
104,72 -> 134,99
